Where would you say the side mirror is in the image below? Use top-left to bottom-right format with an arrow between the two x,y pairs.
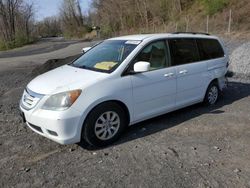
133,61 -> 150,73
82,47 -> 91,53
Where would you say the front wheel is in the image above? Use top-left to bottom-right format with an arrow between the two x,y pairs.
82,102 -> 127,147
204,82 -> 220,105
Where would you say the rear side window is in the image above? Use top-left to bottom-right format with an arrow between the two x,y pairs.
169,38 -> 200,66
197,39 -> 224,60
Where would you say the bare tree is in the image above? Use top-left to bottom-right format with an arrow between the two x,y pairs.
76,0 -> 84,25
60,0 -> 87,37
0,0 -> 35,48
37,17 -> 62,37
0,0 -> 22,41
22,2 -> 34,40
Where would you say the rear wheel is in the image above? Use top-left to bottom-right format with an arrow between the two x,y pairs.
204,82 -> 220,105
82,102 -> 127,147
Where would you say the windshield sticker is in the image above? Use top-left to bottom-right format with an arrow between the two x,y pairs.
125,40 -> 141,45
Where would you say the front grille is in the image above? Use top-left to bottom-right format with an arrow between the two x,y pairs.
29,123 -> 43,133
21,88 -> 44,110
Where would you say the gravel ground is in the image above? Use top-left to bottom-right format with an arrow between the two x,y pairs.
229,42 -> 250,78
222,34 -> 250,78
0,37 -> 250,188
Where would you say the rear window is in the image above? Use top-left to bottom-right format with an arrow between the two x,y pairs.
197,39 -> 224,60
169,38 -> 200,66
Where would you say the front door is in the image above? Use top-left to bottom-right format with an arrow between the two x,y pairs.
130,40 -> 177,121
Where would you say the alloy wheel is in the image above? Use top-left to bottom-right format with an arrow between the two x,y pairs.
94,111 -> 120,140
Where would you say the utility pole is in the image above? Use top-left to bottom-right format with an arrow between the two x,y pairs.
228,9 -> 232,34
185,17 -> 189,32
206,15 -> 209,33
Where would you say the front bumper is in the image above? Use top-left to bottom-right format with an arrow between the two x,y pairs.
20,105 -> 83,144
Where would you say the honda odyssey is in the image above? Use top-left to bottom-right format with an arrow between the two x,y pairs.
20,32 -> 228,147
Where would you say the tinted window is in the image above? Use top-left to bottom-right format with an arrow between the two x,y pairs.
133,41 -> 169,70
169,39 -> 200,66
197,39 -> 224,60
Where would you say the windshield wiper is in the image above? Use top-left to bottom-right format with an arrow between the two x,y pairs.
73,64 -> 97,71
72,64 -> 87,69
71,64 -> 110,73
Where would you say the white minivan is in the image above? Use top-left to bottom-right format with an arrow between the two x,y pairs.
20,33 -> 228,147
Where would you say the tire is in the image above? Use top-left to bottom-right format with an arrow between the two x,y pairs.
82,102 -> 127,147
204,81 -> 220,105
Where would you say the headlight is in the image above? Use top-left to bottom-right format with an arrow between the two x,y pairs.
42,90 -> 82,111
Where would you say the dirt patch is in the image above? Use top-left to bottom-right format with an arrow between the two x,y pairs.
31,54 -> 81,76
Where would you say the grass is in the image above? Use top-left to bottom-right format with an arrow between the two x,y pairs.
202,0 -> 229,15
0,36 -> 37,51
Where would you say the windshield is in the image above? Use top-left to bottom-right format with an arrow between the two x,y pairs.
71,40 -> 140,73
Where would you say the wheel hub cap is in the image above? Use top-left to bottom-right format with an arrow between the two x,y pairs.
208,86 -> 218,104
94,111 -> 120,141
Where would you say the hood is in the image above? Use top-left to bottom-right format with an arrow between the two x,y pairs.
27,65 -> 108,95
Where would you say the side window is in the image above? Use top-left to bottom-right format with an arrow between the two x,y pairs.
134,41 -> 169,71
197,39 -> 224,60
169,38 -> 200,66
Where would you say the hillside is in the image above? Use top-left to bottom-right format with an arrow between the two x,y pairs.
91,0 -> 250,37
1,0 -> 249,51
173,0 -> 250,34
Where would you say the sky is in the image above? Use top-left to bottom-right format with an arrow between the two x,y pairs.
27,0 -> 92,21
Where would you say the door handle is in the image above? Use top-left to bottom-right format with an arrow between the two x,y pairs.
164,73 -> 174,77
179,70 -> 188,74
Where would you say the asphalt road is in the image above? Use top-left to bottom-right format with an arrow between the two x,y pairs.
0,37 -> 97,71
0,37 -> 250,188
0,37 -> 82,58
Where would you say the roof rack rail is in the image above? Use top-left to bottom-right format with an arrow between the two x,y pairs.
172,32 -> 210,36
